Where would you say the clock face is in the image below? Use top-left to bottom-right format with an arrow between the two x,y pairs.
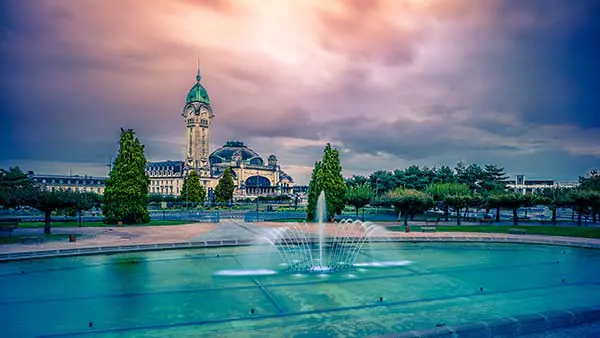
200,107 -> 209,117
185,106 -> 195,116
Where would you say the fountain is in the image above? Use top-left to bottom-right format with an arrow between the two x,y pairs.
262,191 -> 386,273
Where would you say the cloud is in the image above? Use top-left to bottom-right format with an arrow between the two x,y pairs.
1,0 -> 598,185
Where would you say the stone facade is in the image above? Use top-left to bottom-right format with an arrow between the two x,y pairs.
507,175 -> 579,194
146,69 -> 294,198
31,174 -> 106,194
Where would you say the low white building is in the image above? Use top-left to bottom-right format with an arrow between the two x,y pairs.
507,175 -> 579,195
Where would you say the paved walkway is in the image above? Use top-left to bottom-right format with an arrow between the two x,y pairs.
0,223 -> 215,254
1,221 -> 599,257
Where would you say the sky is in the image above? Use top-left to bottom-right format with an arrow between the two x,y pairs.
1,0 -> 599,185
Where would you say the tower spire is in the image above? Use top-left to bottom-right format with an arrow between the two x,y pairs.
196,57 -> 201,82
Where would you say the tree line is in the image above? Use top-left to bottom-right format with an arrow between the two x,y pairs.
308,145 -> 600,226
0,167 -> 102,234
0,129 -> 238,233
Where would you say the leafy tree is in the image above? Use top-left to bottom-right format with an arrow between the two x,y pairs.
307,161 -> 322,221
321,144 -> 347,221
103,128 -> 150,225
538,188 -> 571,225
589,190 -> 600,224
578,172 -> 600,223
481,164 -> 509,194
483,193 -> 505,222
426,183 -> 471,222
345,183 -> 374,220
400,165 -> 431,191
567,190 -> 596,225
369,170 -> 396,196
346,175 -> 368,188
0,167 -> 36,208
214,167 -> 235,204
307,144 -> 346,221
181,170 -> 206,207
496,193 -> 539,225
433,165 -> 456,184
579,170 -> 600,191
69,192 -> 101,226
31,190 -> 77,234
383,188 -> 434,226
444,194 -> 477,225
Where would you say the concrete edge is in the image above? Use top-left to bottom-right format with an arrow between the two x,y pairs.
0,235 -> 599,262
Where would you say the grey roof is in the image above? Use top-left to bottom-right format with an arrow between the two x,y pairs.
209,141 -> 264,166
146,161 -> 184,174
32,174 -> 107,186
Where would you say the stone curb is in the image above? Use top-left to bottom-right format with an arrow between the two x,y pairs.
0,235 -> 599,262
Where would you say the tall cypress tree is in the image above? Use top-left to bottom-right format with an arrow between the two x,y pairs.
306,160 -> 322,221
307,144 -> 346,221
181,170 -> 206,207
215,167 -> 235,203
103,128 -> 150,224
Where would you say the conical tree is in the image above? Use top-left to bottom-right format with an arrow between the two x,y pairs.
307,143 -> 346,221
102,128 -> 150,224
306,160 -> 322,221
181,170 -> 206,208
215,167 -> 235,203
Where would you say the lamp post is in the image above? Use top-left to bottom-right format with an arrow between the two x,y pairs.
256,171 -> 260,220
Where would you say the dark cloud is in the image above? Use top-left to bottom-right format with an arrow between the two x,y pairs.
1,0 -> 599,185
213,106 -> 322,142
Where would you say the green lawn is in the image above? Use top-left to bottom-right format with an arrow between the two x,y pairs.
17,220 -> 191,228
387,225 -> 600,239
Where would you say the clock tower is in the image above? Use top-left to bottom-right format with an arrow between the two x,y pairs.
182,67 -> 214,178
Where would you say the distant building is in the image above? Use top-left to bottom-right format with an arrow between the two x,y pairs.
145,67 -> 294,198
29,67 -> 294,198
31,174 -> 107,194
507,175 -> 579,194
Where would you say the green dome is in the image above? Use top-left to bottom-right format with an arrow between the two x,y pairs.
186,73 -> 210,105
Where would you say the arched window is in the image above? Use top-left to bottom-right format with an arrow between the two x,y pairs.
245,176 -> 270,187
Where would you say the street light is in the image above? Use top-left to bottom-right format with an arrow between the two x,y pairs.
256,171 -> 260,220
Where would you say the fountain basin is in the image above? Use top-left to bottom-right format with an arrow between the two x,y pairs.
1,241 -> 599,337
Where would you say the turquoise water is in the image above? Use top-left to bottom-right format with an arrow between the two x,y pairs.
1,242 -> 599,337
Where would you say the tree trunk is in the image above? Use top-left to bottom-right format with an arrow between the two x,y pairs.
513,208 -> 518,225
44,211 -> 52,235
464,207 -> 469,219
552,208 -> 557,225
403,212 -> 408,226
496,207 -> 500,222
577,211 -> 582,226
355,207 -> 359,219
456,208 -> 461,225
444,205 -> 449,222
